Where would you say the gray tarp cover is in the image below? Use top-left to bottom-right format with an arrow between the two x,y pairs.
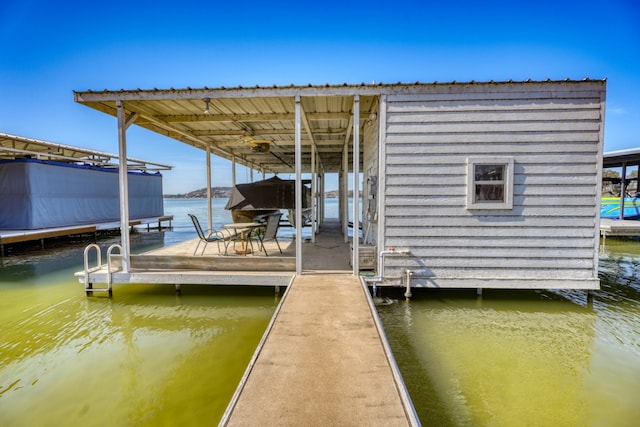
0,159 -> 164,229
224,176 -> 310,211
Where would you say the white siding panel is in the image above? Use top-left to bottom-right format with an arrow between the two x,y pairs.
381,81 -> 605,289
386,132 -> 601,144
386,121 -> 601,134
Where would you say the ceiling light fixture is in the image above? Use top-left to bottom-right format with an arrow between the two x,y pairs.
203,98 -> 210,115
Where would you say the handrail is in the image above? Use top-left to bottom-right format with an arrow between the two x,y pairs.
106,244 -> 123,296
83,244 -> 102,292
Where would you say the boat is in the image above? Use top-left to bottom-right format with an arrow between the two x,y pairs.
224,176 -> 312,226
601,197 -> 640,220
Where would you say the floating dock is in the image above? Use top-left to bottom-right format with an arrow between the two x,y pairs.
220,273 -> 419,426
0,215 -> 173,256
600,218 -> 640,241
74,219 -> 419,424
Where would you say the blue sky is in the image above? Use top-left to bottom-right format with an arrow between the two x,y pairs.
1,0 -> 638,193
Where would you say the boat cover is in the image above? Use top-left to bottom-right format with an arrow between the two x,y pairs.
0,159 -> 164,229
224,176 -> 310,211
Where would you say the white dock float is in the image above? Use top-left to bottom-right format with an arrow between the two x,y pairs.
600,218 -> 640,239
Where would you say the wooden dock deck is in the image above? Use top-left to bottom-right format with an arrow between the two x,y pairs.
220,273 -> 419,426
77,219 -> 353,290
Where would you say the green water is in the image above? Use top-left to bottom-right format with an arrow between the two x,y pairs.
0,238 -> 278,427
2,199 -> 640,426
377,238 -> 640,427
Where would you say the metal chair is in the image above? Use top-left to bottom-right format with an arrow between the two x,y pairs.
188,214 -> 229,255
252,212 -> 283,256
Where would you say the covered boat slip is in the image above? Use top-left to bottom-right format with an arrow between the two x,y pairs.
0,132 -> 173,255
598,147 -> 640,241
0,215 -> 172,256
77,218 -> 352,291
74,79 -> 606,291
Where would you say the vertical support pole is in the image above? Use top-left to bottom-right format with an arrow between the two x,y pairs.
377,95 -> 387,259
232,155 -> 237,186
295,95 -> 303,275
619,162 -> 627,220
352,94 -> 360,275
206,145 -> 213,231
311,142 -> 317,243
342,141 -> 349,242
320,172 -> 325,226
116,100 -> 131,273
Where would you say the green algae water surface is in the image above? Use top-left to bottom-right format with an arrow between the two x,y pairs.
0,231 -> 277,426
377,238 -> 640,427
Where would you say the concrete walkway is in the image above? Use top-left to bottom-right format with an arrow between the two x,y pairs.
221,273 -> 417,426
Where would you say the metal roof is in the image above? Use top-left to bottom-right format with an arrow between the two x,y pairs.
603,148 -> 640,168
73,79 -> 605,174
0,132 -> 172,171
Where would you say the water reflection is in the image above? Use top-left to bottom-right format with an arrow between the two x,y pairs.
0,259 -> 277,426
378,238 -> 640,427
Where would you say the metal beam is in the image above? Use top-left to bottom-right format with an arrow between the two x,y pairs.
116,100 -> 131,273
295,95 -> 302,275
352,95 -> 360,274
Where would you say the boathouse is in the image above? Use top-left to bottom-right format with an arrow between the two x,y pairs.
74,79 -> 606,290
0,133 -> 172,251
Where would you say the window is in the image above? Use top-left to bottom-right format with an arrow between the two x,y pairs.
466,157 -> 514,209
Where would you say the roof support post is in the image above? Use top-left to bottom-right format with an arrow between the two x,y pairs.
206,145 -> 213,231
295,95 -> 303,275
342,115 -> 353,242
232,155 -> 237,186
377,95 -> 387,256
116,100 -> 131,273
352,95 -> 360,274
311,142 -> 317,243
342,142 -> 348,242
620,162 -> 627,220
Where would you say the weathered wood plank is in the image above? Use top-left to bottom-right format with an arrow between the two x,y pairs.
125,254 -> 296,271
385,142 -> 599,155
386,121 -> 601,134
387,89 -> 604,102
384,195 -> 597,207
385,184 -> 595,197
398,277 -> 600,289
386,132 -> 601,144
387,98 -> 601,112
386,153 -> 597,165
382,236 -> 595,249
382,246 -> 594,259
387,109 -> 601,123
386,226 -> 595,238
385,215 -> 595,227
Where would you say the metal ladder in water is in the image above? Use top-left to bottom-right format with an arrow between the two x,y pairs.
83,243 -> 122,296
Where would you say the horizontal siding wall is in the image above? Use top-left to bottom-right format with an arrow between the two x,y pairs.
382,82 -> 605,288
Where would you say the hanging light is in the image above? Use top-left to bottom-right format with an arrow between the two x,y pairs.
203,98 -> 210,115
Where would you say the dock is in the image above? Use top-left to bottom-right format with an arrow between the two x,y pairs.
600,218 -> 640,241
72,219 -> 419,424
220,273 -> 418,426
0,215 -> 173,256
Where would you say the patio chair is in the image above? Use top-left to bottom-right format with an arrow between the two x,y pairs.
252,212 -> 283,256
188,214 -> 236,256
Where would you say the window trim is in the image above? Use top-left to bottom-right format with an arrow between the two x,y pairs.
466,157 -> 514,210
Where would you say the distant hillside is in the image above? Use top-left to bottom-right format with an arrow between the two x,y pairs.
164,187 -> 232,198
165,187 -> 353,198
